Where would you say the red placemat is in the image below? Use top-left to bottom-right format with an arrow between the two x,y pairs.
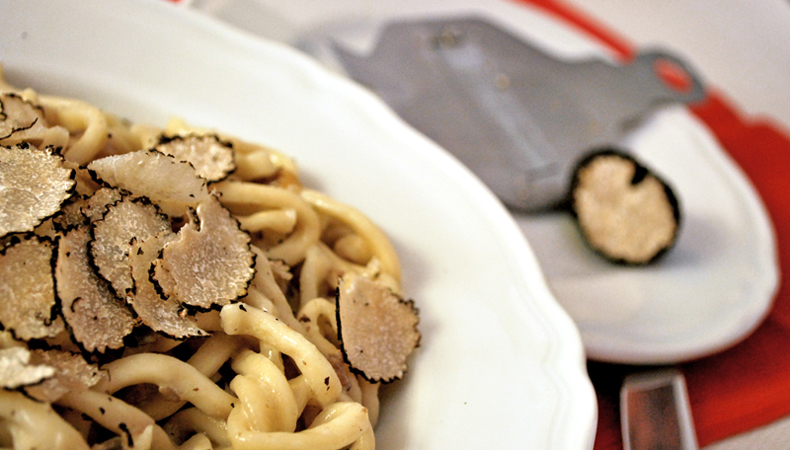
513,0 -> 790,448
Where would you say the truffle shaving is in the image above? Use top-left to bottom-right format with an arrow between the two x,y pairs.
128,232 -> 208,339
155,134 -> 235,182
24,349 -> 104,402
55,226 -> 135,353
66,161 -> 103,197
0,235 -> 65,340
0,143 -> 76,237
336,272 -> 420,383
53,188 -> 122,233
82,187 -> 123,223
91,196 -> 170,296
0,93 -> 49,145
154,195 -> 255,310
53,196 -> 89,232
570,150 -> 681,265
0,347 -> 55,390
87,150 -> 208,216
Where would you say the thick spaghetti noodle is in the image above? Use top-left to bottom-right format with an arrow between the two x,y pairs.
0,69 -> 419,450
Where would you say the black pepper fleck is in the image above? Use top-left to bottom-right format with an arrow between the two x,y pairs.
118,422 -> 133,447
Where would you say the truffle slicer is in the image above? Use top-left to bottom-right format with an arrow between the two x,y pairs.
300,16 -> 705,212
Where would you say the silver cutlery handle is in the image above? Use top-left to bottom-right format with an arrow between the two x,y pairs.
621,368 -> 699,450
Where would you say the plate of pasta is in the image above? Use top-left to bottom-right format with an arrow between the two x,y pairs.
0,0 -> 596,449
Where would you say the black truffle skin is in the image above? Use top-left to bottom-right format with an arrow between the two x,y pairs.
569,148 -> 681,265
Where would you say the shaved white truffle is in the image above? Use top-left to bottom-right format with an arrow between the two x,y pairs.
82,187 -> 123,222
0,347 -> 55,390
154,195 -> 255,310
0,143 -> 76,237
53,187 -> 123,234
67,162 -> 103,197
128,233 -> 208,339
90,196 -> 170,296
0,235 -> 65,340
570,150 -> 681,265
87,150 -> 209,216
0,93 -> 50,145
53,196 -> 90,232
155,134 -> 235,182
337,272 -> 420,383
56,226 -> 136,353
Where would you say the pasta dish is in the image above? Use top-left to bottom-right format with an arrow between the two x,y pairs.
0,68 -> 420,450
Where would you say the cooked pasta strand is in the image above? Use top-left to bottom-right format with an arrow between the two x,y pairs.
166,408 -> 230,448
94,353 -> 238,419
229,402 -> 371,450
36,95 -> 108,164
57,389 -> 174,450
231,349 -> 299,432
213,181 -> 321,265
140,332 -> 244,421
0,391 -> 90,450
220,303 -> 341,409
300,189 -> 400,282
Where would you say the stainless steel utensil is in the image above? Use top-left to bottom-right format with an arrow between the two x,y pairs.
301,16 -> 705,211
621,368 -> 698,450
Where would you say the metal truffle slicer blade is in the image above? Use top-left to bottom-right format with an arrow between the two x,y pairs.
301,16 -> 705,212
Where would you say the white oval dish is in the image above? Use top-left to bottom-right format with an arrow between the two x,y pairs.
0,1 -> 597,449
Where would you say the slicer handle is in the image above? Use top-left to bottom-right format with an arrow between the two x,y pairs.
632,50 -> 706,105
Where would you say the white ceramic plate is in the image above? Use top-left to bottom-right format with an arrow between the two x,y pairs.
194,0 -> 780,365
0,1 -> 596,449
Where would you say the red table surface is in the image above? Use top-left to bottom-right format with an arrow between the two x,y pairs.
514,0 -> 790,448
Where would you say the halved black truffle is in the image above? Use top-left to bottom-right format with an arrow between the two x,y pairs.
569,149 -> 681,265
336,272 -> 420,383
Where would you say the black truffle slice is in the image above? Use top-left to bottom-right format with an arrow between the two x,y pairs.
24,349 -> 104,402
0,347 -> 55,390
82,187 -> 124,222
0,93 -> 49,145
67,161 -> 104,197
0,143 -> 76,237
0,235 -> 65,340
90,196 -> 170,296
570,149 -> 681,265
52,187 -> 123,234
155,134 -> 235,182
128,232 -> 208,339
55,225 -> 136,353
153,195 -> 255,310
336,272 -> 420,383
53,195 -> 90,232
87,150 -> 209,216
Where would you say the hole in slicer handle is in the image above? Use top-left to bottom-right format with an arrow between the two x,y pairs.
654,58 -> 693,94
